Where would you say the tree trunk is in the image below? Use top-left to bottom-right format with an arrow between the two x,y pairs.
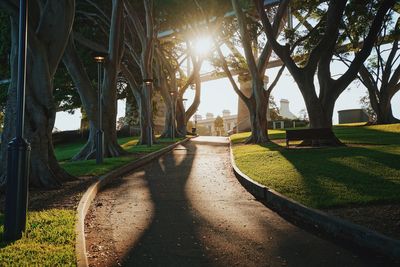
376,95 -> 400,124
175,99 -> 187,136
1,1 -> 76,188
137,86 -> 155,144
245,81 -> 269,144
301,82 -> 344,146
159,88 -> 175,138
62,36 -> 99,160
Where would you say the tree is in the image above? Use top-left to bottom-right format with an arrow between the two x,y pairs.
214,115 -> 224,136
357,17 -> 400,124
336,3 -> 399,124
360,92 -> 376,122
63,0 -> 127,160
256,0 -> 396,145
0,0 -> 76,187
123,0 -> 156,146
211,0 -> 288,144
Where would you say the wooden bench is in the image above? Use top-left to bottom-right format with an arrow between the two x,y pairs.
285,128 -> 335,147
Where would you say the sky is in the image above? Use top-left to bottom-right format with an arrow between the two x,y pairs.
54,67 -> 400,131
54,41 -> 400,131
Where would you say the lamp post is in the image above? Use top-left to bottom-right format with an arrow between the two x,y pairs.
94,56 -> 105,164
193,110 -> 198,135
143,79 -> 153,147
182,98 -> 187,109
169,90 -> 177,140
4,0 -> 31,241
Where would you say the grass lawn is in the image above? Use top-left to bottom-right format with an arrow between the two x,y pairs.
0,210 -> 76,266
231,124 -> 400,209
0,135 -> 184,266
57,136 -> 183,177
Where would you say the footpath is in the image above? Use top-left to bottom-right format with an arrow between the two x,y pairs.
85,136 -> 375,267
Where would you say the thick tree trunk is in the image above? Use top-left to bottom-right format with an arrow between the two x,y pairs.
101,61 -> 126,156
245,82 -> 269,144
175,99 -> 187,137
124,90 -> 140,135
159,89 -> 175,139
375,96 -> 400,124
185,75 -> 201,125
62,36 -> 99,160
300,83 -> 344,146
137,86 -> 155,144
1,2 -> 76,188
71,0 -> 126,159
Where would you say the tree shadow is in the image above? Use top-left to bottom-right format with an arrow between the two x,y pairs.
120,141 -> 214,266
334,125 -> 400,145
268,141 -> 400,208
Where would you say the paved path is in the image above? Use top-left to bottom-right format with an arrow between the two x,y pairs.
86,137 -> 376,267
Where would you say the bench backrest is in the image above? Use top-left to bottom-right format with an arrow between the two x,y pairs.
286,128 -> 334,140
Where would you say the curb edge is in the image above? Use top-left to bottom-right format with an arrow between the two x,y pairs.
229,141 -> 400,262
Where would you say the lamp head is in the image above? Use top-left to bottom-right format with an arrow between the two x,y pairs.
143,78 -> 153,85
94,56 -> 105,63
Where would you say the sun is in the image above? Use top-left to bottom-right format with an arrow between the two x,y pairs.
193,36 -> 213,56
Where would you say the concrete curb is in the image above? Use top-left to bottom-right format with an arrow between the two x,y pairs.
75,138 -> 191,267
229,142 -> 400,263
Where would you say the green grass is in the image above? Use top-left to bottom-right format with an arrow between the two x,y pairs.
59,137 -> 182,177
0,135 -> 183,265
231,124 -> 400,209
54,136 -> 140,162
0,210 -> 76,266
54,141 -> 87,162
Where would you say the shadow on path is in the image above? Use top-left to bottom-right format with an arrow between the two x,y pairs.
121,142 -> 213,266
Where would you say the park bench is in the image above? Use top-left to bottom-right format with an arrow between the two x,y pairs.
285,128 -> 335,147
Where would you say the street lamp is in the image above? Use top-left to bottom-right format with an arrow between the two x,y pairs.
193,110 -> 198,135
169,89 -> 177,140
4,0 -> 31,241
94,56 -> 105,164
182,98 -> 188,109
143,78 -> 153,147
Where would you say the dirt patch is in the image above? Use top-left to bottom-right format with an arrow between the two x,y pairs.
324,203 -> 400,240
0,176 -> 97,212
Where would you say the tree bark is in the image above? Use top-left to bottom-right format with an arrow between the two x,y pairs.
374,91 -> 400,124
1,1 -> 76,188
100,0 -> 127,156
245,79 -> 269,144
256,0 -> 395,146
137,86 -> 155,144
62,36 -> 99,160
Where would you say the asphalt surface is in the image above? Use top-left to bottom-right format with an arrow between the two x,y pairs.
86,136 -> 379,267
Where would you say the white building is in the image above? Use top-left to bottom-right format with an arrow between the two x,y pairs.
193,99 -> 298,135
279,99 -> 297,120
195,110 -> 237,136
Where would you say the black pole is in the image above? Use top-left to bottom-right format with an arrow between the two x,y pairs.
4,0 -> 31,242
143,81 -> 153,147
96,60 -> 104,164
172,95 -> 175,140
170,93 -> 175,140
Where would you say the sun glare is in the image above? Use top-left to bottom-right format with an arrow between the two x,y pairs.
194,36 -> 213,56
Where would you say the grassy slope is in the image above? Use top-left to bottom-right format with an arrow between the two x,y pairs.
57,137 -> 182,177
231,124 -> 400,208
0,210 -> 75,266
0,136 -> 183,265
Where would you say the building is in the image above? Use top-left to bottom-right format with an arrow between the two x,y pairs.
194,110 -> 237,136
194,98 -> 299,135
279,99 -> 297,120
338,109 -> 369,124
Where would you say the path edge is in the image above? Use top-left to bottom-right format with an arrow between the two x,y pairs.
75,137 -> 191,267
229,141 -> 400,262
